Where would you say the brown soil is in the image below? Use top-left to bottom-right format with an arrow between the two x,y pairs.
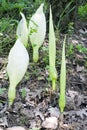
0,21 -> 87,130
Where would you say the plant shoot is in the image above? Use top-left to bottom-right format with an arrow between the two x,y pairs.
7,39 -> 29,105
59,35 -> 66,112
16,12 -> 28,47
29,3 -> 46,62
49,6 -> 57,91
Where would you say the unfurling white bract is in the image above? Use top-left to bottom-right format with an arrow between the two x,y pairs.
7,39 -> 29,105
29,3 -> 46,62
16,12 -> 28,47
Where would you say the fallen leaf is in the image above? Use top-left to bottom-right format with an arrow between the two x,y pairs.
72,39 -> 78,45
48,107 -> 60,118
0,117 -> 8,127
79,74 -> 85,82
76,65 -> 84,72
76,109 -> 87,119
34,110 -> 44,121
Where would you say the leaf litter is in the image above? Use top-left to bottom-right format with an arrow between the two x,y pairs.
0,22 -> 87,130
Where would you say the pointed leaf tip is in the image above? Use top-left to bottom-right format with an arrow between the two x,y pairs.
20,12 -> 25,19
16,12 -> 28,47
41,3 -> 44,8
36,3 -> 44,13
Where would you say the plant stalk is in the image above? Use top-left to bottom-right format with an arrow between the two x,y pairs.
33,47 -> 39,62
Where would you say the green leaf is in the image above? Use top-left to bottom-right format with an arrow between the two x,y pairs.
59,35 -> 66,112
49,6 -> 57,90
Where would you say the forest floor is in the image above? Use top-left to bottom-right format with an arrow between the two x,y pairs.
0,21 -> 87,130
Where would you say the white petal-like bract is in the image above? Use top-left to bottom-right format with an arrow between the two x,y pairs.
7,39 -> 29,87
7,39 -> 29,105
16,12 -> 28,47
29,4 -> 46,62
29,3 -> 46,48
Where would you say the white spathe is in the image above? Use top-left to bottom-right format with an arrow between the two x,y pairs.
16,12 -> 28,47
29,3 -> 46,48
7,39 -> 29,105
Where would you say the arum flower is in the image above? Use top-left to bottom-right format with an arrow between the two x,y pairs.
16,12 -> 28,47
59,35 -> 66,112
7,39 -> 29,105
29,3 -> 46,62
49,6 -> 57,91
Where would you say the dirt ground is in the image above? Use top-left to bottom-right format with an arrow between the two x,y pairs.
0,21 -> 87,130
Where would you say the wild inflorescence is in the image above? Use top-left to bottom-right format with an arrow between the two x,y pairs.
7,3 -> 66,112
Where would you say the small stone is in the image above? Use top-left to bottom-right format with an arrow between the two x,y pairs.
6,126 -> 26,130
42,117 -> 58,129
0,128 -> 3,130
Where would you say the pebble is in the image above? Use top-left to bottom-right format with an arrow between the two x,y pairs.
42,117 -> 58,129
0,128 -> 3,130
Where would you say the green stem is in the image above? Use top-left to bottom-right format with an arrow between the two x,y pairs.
33,47 -> 39,62
8,86 -> 16,106
59,93 -> 66,112
52,79 -> 56,91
